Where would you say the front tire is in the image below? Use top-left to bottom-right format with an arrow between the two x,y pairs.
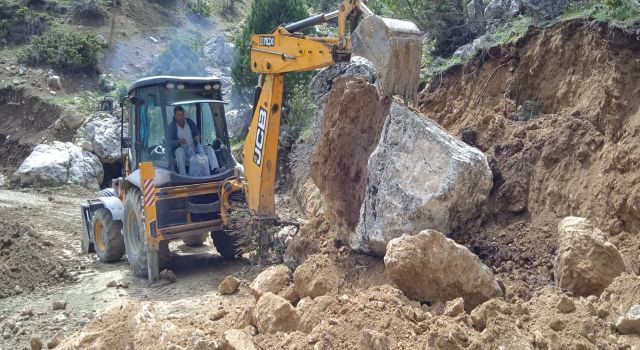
211,230 -> 239,259
91,208 -> 125,263
123,189 -> 170,277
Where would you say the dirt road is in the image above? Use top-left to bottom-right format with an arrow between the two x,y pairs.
0,187 -> 259,350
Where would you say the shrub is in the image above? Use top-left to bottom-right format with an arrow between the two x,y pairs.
18,28 -> 102,72
383,0 -> 472,56
186,0 -> 213,17
283,84 -> 316,140
0,4 -> 52,44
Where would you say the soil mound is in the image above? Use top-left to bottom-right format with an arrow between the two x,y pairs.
0,219 -> 72,298
418,19 -> 640,291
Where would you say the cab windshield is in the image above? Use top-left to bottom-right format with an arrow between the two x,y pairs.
129,83 -> 230,172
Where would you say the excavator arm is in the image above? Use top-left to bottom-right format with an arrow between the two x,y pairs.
222,0 -> 421,219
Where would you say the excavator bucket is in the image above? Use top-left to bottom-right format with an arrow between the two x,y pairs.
352,15 -> 422,101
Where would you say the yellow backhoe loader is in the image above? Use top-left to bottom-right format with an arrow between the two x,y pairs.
80,0 -> 422,282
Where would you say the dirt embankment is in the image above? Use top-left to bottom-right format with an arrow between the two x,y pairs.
418,19 -> 640,292
0,87 -> 68,173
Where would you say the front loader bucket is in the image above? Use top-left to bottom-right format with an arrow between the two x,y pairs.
352,15 -> 422,101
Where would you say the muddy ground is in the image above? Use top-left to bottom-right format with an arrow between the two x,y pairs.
0,186 -> 266,350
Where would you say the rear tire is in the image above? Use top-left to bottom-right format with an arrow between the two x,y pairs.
211,230 -> 239,259
123,189 -> 170,277
182,232 -> 208,246
91,208 -> 125,263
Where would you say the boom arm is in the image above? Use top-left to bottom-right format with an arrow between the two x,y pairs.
241,0 -> 372,216
237,0 -> 420,218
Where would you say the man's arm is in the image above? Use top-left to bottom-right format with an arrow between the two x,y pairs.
187,119 -> 201,143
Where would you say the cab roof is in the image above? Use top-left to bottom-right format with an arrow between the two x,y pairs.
127,76 -> 222,94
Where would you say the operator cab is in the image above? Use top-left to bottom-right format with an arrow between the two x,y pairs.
126,76 -> 236,184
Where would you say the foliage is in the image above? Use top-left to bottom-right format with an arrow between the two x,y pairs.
600,0 -> 640,22
231,0 -> 311,96
492,16 -> 532,44
18,28 -> 102,72
148,39 -> 207,76
186,0 -> 213,17
560,0 -> 640,24
382,0 -> 472,56
283,84 -> 316,140
0,3 -> 52,45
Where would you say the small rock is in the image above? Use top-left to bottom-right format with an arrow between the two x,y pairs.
220,329 -> 257,350
21,307 -> 34,317
4,319 -> 16,330
160,269 -> 177,283
557,295 -> 576,313
549,319 -> 565,331
52,301 -> 67,310
2,328 -> 12,339
210,309 -> 228,321
218,276 -> 241,295
52,314 -> 66,323
106,280 -> 117,288
15,285 -> 23,294
149,36 -> 159,44
360,329 -> 390,350
444,298 -> 465,317
47,334 -> 62,349
30,337 -> 44,350
252,292 -> 300,334
616,304 -> 640,335
249,265 -> 292,300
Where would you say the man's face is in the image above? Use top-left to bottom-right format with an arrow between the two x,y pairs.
175,110 -> 185,126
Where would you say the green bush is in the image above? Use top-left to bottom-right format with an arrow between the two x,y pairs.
602,0 -> 640,21
283,84 -> 316,140
383,0 -> 471,56
186,0 -> 213,17
232,0 -> 311,96
18,28 -> 102,72
0,4 -> 52,44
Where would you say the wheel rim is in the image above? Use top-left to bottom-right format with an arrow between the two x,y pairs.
127,208 -> 142,254
95,221 -> 106,251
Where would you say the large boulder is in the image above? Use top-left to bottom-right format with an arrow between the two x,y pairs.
251,292 -> 300,334
293,254 -> 341,299
310,78 -> 390,241
14,141 -> 103,189
554,217 -> 626,297
249,265 -> 292,300
205,34 -> 236,69
77,114 -> 126,164
384,230 -> 503,311
308,56 -> 376,105
354,103 -> 492,255
226,108 -> 253,140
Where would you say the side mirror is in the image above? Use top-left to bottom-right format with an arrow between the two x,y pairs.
121,137 -> 131,148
